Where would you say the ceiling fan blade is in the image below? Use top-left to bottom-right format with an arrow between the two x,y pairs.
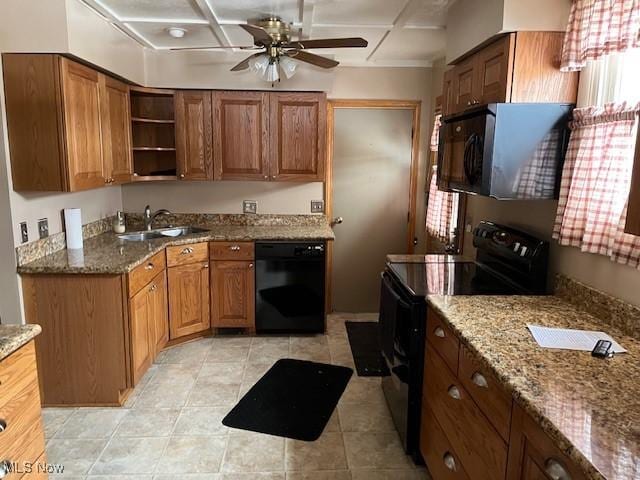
169,45 -> 260,51
287,50 -> 339,69
240,24 -> 273,46
284,37 -> 368,49
230,52 -> 265,71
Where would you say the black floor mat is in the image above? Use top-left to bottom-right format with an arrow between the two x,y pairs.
345,321 -> 391,377
222,359 -> 352,441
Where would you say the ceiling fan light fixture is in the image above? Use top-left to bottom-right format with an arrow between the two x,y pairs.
249,54 -> 270,75
167,27 -> 187,38
278,56 -> 298,79
262,61 -> 280,83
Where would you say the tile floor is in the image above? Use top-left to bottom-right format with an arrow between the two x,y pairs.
42,313 -> 430,479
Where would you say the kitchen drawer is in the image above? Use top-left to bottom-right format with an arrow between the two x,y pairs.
166,242 -> 208,267
420,404 -> 470,480
128,251 -> 166,297
210,241 -> 254,261
426,308 -> 460,374
425,346 -> 508,480
459,345 -> 513,442
0,414 -> 46,479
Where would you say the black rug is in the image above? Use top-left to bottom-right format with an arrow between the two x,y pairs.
222,359 -> 352,441
345,321 -> 390,377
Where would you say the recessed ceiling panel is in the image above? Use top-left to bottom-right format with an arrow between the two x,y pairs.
306,26 -> 387,61
99,0 -> 204,21
126,22 -> 220,48
313,0 -> 409,26
371,28 -> 445,61
403,0 -> 450,27
208,0 -> 301,24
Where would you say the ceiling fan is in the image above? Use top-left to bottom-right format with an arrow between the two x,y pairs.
169,17 -> 368,82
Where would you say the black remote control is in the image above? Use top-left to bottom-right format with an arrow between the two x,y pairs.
591,339 -> 613,358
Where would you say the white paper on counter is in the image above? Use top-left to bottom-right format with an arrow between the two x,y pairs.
527,324 -> 627,353
64,208 -> 83,250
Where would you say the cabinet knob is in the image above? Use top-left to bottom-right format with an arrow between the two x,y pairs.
434,327 -> 445,338
149,284 -> 157,292
471,372 -> 488,388
249,263 -> 254,268
179,174 -> 185,179
144,263 -> 155,270
545,459 -> 571,480
181,247 -> 194,255
0,460 -> 11,478
203,263 -> 209,269
271,175 -> 276,179
0,419 -> 6,432
263,175 -> 268,179
447,385 -> 461,400
443,453 -> 457,471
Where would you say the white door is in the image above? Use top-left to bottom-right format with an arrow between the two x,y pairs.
332,108 -> 414,313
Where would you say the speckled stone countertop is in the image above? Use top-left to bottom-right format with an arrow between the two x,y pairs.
0,324 -> 41,361
17,224 -> 334,275
427,295 -> 640,480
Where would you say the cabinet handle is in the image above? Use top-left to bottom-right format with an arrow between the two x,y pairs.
447,385 -> 461,400
434,326 -> 445,338
249,263 -> 254,268
0,460 -> 11,478
144,263 -> 154,270
545,459 -> 571,480
263,175 -> 268,179
229,245 -> 241,251
271,175 -> 276,179
179,173 -> 185,179
203,263 -> 209,269
149,284 -> 157,292
443,452 -> 457,471
0,419 -> 6,432
471,372 -> 489,388
181,247 -> 194,255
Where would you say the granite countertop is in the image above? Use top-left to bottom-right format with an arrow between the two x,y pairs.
18,224 -> 335,275
427,294 -> 640,480
0,324 -> 41,361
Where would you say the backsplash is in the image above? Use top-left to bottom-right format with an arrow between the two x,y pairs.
555,274 -> 640,339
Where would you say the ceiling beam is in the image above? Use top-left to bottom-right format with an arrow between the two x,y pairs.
299,0 -> 315,40
80,0 -> 155,48
191,0 -> 232,47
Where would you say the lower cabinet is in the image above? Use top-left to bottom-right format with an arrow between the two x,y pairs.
210,260 -> 255,329
168,261 -> 211,339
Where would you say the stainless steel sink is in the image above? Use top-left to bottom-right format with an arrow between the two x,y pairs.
117,226 -> 209,242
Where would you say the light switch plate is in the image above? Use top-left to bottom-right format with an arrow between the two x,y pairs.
38,218 -> 49,239
243,200 -> 257,214
311,200 -> 324,213
19,222 -> 28,243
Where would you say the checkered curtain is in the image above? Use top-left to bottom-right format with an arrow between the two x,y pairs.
560,0 -> 640,72
553,102 -> 640,267
426,114 -> 459,243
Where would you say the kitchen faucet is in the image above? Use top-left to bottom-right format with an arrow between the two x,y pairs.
143,205 -> 172,231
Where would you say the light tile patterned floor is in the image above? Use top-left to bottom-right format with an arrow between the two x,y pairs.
42,313 -> 430,479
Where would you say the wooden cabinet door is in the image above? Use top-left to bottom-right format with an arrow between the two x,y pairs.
100,75 -> 133,184
211,260 -> 255,328
442,69 -> 455,117
507,404 -> 588,480
59,57 -> 107,191
175,91 -> 213,180
451,58 -> 477,114
269,92 -> 326,181
129,283 -> 154,385
213,91 -> 269,180
149,270 -> 169,356
168,261 -> 211,339
475,34 -> 515,105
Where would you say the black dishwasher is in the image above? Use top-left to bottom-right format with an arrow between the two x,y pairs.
255,242 -> 326,333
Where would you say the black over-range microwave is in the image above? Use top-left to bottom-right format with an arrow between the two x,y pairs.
437,103 -> 572,199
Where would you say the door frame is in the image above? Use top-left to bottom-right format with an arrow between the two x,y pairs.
325,99 -> 422,313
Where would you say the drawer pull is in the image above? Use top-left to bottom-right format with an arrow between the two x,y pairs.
545,458 -> 571,480
447,385 -> 461,400
149,284 -> 157,292
229,245 -> 241,251
443,452 -> 457,471
0,460 -> 11,478
249,263 -> 254,268
144,263 -> 154,270
434,327 -> 446,338
203,263 -> 209,269
472,372 -> 489,388
0,419 -> 5,432
181,247 -> 194,255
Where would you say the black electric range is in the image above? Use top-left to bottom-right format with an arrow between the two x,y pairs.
379,221 -> 549,463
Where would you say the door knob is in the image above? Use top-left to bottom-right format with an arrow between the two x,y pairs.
332,217 -> 343,226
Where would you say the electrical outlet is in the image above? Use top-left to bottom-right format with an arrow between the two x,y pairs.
243,200 -> 257,214
38,218 -> 49,239
19,222 -> 28,243
311,200 -> 324,213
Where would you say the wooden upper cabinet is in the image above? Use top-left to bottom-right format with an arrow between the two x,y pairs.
168,261 -> 211,339
444,32 -> 578,117
100,75 -> 133,185
211,260 -> 255,329
625,130 -> 640,236
213,91 -> 270,180
59,57 -> 107,191
175,90 -> 213,180
269,92 -> 326,181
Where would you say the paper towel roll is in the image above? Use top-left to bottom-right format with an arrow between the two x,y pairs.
64,208 -> 83,250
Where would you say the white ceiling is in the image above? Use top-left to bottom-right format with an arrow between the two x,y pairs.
82,0 -> 450,67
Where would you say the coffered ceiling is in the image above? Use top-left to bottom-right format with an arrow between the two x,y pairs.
80,0 -> 449,66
